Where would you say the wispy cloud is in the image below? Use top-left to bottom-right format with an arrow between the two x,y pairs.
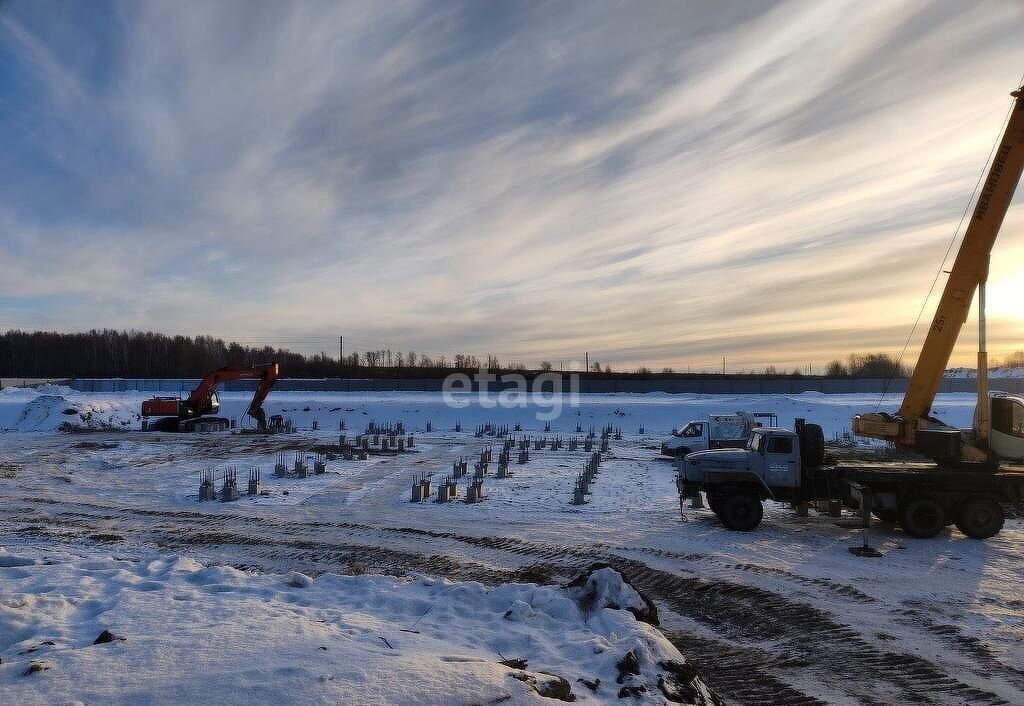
1,0 -> 1023,370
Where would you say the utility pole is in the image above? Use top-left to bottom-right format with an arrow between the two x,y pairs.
585,352 -> 589,371
339,336 -> 343,363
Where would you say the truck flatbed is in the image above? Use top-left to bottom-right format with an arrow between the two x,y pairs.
826,460 -> 1024,476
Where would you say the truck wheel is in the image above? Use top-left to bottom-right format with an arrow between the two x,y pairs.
955,496 -> 1004,539
799,424 -> 825,466
706,493 -> 721,515
898,497 -> 945,539
719,494 -> 763,531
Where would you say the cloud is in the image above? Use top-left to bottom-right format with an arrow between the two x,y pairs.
1,0 -> 1023,370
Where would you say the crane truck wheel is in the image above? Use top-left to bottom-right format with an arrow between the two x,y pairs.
955,496 -> 1004,539
719,493 -> 763,531
798,423 -> 825,467
898,496 -> 946,538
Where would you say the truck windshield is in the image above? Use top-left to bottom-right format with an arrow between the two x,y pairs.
709,419 -> 746,440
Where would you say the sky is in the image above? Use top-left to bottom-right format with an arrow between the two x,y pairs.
2,0 -> 1024,373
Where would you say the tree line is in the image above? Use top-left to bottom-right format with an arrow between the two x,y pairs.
823,353 -> 909,379
3,329 -> 1018,379
0,330 -> 527,378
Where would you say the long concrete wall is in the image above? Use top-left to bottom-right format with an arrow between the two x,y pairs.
0,378 -> 66,388
58,376 -> 1024,395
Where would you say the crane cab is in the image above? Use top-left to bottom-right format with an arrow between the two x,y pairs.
990,394 -> 1024,461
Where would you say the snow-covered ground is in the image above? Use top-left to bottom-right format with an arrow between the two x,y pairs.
2,387 -> 1022,706
0,383 -> 981,436
1,549 -> 710,705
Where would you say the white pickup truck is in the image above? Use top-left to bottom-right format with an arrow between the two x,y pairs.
660,411 -> 776,458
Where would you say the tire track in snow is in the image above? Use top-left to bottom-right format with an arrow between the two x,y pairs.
4,497 -> 1020,706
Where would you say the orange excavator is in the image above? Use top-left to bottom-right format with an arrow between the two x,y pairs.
141,362 -> 280,432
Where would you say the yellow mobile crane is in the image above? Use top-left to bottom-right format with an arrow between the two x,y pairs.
677,83 -> 1024,540
853,83 -> 1024,467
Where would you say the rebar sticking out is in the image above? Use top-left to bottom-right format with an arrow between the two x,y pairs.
221,468 -> 239,502
465,478 -> 484,503
247,468 -> 261,496
496,460 -> 510,479
199,470 -> 216,501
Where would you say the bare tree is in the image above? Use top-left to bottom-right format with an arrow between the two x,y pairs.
826,359 -> 848,377
847,353 -> 908,378
1003,350 -> 1024,368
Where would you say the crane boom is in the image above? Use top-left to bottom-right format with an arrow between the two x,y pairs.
901,86 -> 1024,425
854,84 -> 1024,461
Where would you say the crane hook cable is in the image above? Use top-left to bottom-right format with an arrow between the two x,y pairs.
874,73 -> 1024,413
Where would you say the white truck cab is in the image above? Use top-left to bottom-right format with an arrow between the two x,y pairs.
660,411 -> 776,457
990,394 -> 1024,461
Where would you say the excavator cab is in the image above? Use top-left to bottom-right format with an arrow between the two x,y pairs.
990,395 -> 1024,461
205,390 -> 221,416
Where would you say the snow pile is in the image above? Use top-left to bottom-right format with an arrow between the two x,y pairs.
0,547 -> 715,705
0,385 -> 140,432
566,565 -> 659,626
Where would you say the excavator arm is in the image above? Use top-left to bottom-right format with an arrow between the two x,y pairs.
142,362 -> 280,431
245,363 -> 279,431
853,84 -> 1024,463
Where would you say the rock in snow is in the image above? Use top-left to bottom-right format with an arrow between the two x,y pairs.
284,571 -> 314,588
566,563 -> 660,626
92,630 -> 116,645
